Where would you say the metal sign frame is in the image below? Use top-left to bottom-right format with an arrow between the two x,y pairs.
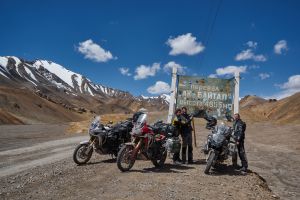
167,66 -> 240,123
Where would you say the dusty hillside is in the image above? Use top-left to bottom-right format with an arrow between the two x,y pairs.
0,109 -> 25,124
240,92 -> 300,124
0,86 -> 90,124
0,56 -> 169,124
67,111 -> 168,134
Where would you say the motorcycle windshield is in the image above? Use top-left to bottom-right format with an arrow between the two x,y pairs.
212,133 -> 226,145
90,116 -> 101,131
136,113 -> 147,127
132,113 -> 147,136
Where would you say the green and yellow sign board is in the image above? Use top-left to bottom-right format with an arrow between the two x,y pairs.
176,76 -> 235,119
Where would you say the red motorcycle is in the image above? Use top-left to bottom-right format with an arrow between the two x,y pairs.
116,113 -> 167,172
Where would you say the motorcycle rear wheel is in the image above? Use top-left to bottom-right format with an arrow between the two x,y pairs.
151,148 -> 167,168
73,143 -> 93,165
204,150 -> 215,174
117,145 -> 135,172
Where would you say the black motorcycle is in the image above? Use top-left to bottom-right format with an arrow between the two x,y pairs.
151,120 -> 181,155
73,116 -> 133,165
204,123 -> 238,174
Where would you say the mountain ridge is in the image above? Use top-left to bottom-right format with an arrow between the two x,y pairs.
0,56 -> 170,124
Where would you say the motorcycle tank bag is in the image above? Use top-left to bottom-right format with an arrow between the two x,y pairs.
166,124 -> 176,136
166,137 -> 181,153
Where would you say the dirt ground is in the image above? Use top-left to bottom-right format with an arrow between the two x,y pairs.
0,116 -> 298,200
245,123 -> 300,199
0,120 -> 284,199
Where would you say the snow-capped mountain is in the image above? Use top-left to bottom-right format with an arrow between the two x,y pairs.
0,56 -> 169,124
0,56 -> 132,98
137,94 -> 170,104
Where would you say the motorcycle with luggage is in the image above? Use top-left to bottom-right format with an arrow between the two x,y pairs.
73,116 -> 133,165
116,113 -> 169,172
203,123 -> 238,174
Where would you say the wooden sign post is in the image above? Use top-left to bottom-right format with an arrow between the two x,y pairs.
192,118 -> 197,147
234,71 -> 240,114
167,66 -> 178,123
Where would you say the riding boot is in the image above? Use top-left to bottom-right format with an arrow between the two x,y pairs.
188,145 -> 193,162
181,146 -> 187,163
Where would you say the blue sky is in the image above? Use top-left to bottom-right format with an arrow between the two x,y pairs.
0,0 -> 299,98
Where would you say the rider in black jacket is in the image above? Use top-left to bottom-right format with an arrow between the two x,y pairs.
181,107 -> 193,164
233,113 -> 248,172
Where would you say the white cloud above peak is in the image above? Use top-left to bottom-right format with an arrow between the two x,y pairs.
274,40 -> 288,54
246,41 -> 258,48
119,67 -> 131,76
147,81 -> 171,94
279,74 -> 300,90
77,39 -> 115,62
267,74 -> 300,99
166,33 -> 205,56
163,61 -> 187,75
235,49 -> 267,62
209,65 -> 247,78
259,73 -> 270,80
134,63 -> 160,80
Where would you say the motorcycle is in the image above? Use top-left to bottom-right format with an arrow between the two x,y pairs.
204,123 -> 238,174
151,120 -> 181,157
116,113 -> 168,172
73,116 -> 133,165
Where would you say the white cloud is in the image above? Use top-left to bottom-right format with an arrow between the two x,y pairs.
235,49 -> 253,61
78,39 -> 115,62
259,73 -> 270,80
208,74 -> 218,78
119,67 -> 131,76
163,61 -> 187,75
279,75 -> 300,90
147,81 -> 171,94
166,33 -> 205,56
246,41 -> 257,48
267,74 -> 300,99
134,63 -> 160,80
235,49 -> 267,62
274,40 -> 288,54
215,65 -> 247,76
253,54 -> 267,62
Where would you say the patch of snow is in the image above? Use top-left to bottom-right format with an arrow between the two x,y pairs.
24,66 -> 37,81
99,85 -> 105,93
160,94 -> 171,103
24,76 -> 37,86
33,60 -> 81,89
11,56 -> 21,66
73,75 -> 83,92
0,70 -> 9,79
141,95 -> 149,99
87,86 -> 94,96
0,57 -> 8,68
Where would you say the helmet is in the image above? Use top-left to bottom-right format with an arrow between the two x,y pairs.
205,116 -> 217,130
132,108 -> 147,123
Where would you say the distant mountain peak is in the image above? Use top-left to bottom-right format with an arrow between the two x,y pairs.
0,56 -> 169,123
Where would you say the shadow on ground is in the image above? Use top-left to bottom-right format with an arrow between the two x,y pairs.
209,164 -> 247,176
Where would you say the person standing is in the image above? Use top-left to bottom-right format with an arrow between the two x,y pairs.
181,107 -> 194,164
233,113 -> 248,172
172,108 -> 183,164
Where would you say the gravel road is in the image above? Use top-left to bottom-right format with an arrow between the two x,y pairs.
0,123 -> 276,200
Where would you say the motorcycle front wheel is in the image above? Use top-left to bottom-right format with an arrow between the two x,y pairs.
151,148 -> 167,168
117,145 -> 135,172
204,150 -> 216,174
73,143 -> 93,165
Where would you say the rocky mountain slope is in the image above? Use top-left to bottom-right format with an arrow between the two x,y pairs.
0,56 -> 169,124
240,92 -> 300,124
